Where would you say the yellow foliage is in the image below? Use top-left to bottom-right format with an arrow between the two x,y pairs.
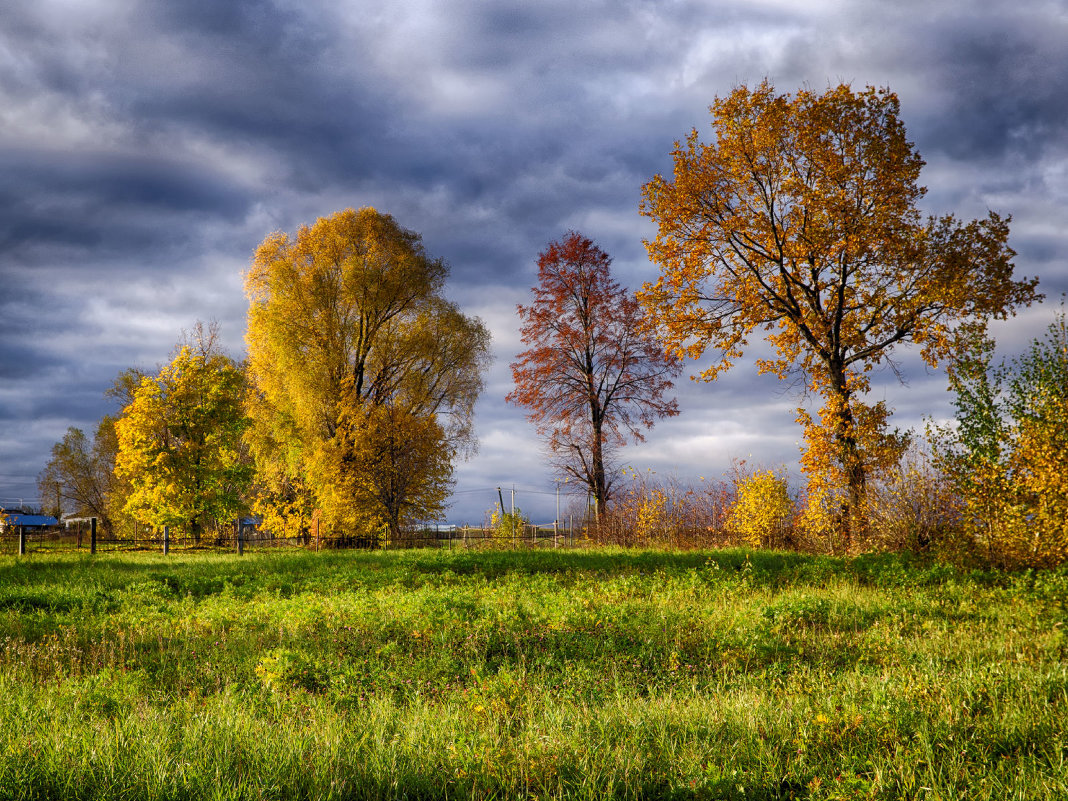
243,208 -> 489,536
728,469 -> 792,548
634,487 -> 667,542
1002,401 -> 1068,565
933,313 -> 1068,567
329,400 -> 453,542
114,339 -> 250,538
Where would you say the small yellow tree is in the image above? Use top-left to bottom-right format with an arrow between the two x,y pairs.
933,313 -> 1068,567
728,469 -> 793,548
115,342 -> 251,540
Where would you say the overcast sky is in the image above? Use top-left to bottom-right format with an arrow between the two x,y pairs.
2,0 -> 1066,523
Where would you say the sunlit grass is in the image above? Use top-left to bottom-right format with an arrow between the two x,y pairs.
1,547 -> 1065,799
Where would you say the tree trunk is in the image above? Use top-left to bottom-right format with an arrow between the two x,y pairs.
828,378 -> 867,552
590,419 -> 607,521
388,514 -> 401,547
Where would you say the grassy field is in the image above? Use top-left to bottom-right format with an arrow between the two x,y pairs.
0,547 -> 1065,800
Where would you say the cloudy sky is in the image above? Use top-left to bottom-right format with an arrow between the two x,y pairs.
2,0 -> 1066,523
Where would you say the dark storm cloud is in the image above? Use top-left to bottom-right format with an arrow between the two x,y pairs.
903,11 -> 1068,163
0,340 -> 65,381
0,150 -> 251,264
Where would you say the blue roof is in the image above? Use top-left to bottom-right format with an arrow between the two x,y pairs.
2,513 -> 59,527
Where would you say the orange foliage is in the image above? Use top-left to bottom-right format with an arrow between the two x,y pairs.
508,232 -> 681,516
639,81 -> 1039,536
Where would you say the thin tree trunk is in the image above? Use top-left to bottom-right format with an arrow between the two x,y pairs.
591,420 -> 607,521
829,379 -> 867,551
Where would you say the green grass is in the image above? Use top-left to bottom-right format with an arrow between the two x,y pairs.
0,547 -> 1065,800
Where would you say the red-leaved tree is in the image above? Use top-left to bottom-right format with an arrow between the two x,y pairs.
508,232 -> 682,517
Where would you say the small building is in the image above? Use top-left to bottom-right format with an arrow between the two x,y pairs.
0,509 -> 60,532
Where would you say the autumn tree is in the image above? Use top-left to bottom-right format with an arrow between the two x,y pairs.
329,401 -> 453,542
37,417 -> 120,533
115,332 -> 251,539
244,207 -> 490,537
508,232 -> 681,516
932,312 -> 1068,567
639,82 -> 1039,543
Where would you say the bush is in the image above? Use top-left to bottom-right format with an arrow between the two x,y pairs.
862,444 -> 959,554
728,468 -> 794,548
488,505 -> 530,541
596,469 -> 734,547
932,312 -> 1068,568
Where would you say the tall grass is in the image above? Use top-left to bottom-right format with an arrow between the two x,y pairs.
1,548 -> 1065,799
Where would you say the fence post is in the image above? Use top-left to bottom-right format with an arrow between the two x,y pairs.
90,517 -> 97,555
163,525 -> 170,555
18,526 -> 26,557
236,518 -> 244,556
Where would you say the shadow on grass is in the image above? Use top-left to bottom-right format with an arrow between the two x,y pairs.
0,543 -> 1012,601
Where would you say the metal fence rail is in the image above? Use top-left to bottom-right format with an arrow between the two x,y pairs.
0,520 -> 584,556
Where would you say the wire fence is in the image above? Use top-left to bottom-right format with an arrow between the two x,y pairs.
0,519 -> 586,557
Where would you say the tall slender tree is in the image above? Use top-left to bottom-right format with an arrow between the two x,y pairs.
508,232 -> 681,516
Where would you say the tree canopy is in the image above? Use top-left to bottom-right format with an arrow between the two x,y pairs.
114,338 -> 251,539
37,417 -> 120,533
508,231 -> 680,515
330,401 -> 454,542
639,81 -> 1039,540
244,207 -> 490,536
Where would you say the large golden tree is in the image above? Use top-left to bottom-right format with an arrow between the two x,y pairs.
639,82 -> 1039,541
244,207 -> 490,538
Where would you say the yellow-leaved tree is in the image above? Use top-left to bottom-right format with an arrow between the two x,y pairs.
115,329 -> 251,540
327,402 -> 453,542
244,208 -> 490,540
639,81 -> 1039,548
932,312 -> 1068,567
